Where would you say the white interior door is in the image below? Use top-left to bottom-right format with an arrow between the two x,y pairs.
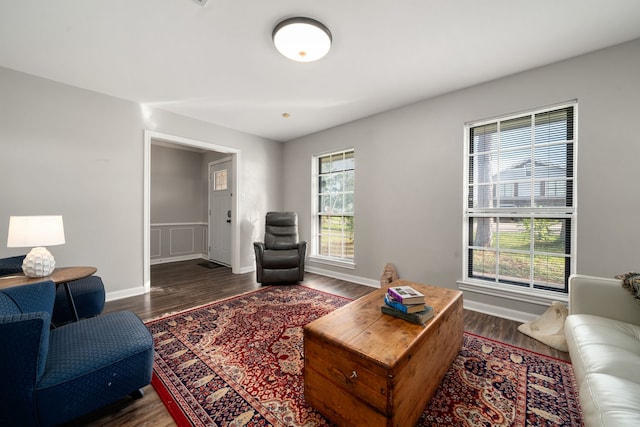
209,160 -> 232,266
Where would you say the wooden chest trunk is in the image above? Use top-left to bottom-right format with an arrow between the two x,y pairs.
303,281 -> 463,427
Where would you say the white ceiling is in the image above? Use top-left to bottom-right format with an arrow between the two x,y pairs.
1,1 -> 640,142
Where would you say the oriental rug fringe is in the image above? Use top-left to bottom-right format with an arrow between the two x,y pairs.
146,286 -> 582,426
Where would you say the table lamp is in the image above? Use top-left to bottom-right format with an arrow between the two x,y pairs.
6,215 -> 66,277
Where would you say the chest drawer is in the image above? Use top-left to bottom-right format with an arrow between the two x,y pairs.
304,333 -> 392,415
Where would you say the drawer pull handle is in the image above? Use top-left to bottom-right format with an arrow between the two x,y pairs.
328,367 -> 358,384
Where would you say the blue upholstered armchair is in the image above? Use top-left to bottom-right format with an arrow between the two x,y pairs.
0,281 -> 154,426
0,255 -> 106,325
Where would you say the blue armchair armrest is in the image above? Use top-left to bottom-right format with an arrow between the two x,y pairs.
0,311 -> 51,426
0,281 -> 55,418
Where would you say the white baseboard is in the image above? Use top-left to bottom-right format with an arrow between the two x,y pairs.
463,299 -> 537,323
305,265 -> 380,288
237,265 -> 255,275
106,286 -> 147,302
150,253 -> 206,265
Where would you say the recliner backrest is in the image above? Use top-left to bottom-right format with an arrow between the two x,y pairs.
264,212 -> 299,250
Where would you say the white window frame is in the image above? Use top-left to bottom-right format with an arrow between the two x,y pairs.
460,102 -> 578,305
310,148 -> 355,269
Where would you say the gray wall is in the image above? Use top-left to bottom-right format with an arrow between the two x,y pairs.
0,66 -> 283,298
283,39 -> 640,317
2,38 -> 638,316
149,144 -> 212,264
151,144 -> 206,224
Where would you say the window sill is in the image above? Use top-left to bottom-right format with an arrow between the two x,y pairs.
457,279 -> 568,307
308,255 -> 356,270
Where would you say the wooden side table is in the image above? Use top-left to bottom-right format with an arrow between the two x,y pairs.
0,266 -> 97,322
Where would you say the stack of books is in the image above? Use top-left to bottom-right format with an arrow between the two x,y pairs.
381,285 -> 434,325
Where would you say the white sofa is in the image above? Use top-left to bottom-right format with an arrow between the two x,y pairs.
565,274 -> 640,426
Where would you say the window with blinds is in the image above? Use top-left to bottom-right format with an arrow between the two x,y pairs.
313,149 -> 355,263
464,103 -> 576,292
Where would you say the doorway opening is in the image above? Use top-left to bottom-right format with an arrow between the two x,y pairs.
143,130 -> 241,293
208,158 -> 233,266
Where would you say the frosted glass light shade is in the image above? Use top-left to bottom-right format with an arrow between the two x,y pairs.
273,17 -> 332,62
7,215 -> 65,278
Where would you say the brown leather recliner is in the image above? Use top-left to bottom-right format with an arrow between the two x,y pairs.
253,212 -> 307,284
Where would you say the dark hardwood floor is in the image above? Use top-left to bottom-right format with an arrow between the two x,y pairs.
69,258 -> 569,426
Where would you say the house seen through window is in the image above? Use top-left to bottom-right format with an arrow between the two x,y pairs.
313,149 -> 355,263
464,103 -> 576,293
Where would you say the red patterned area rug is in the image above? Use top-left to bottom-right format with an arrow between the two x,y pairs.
146,286 -> 582,426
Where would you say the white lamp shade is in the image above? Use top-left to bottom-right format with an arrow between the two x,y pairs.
7,215 -> 66,247
273,17 -> 332,62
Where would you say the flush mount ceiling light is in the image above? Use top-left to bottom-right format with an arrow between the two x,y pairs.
272,17 -> 332,62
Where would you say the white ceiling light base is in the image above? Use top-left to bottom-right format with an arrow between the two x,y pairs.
273,17 -> 332,62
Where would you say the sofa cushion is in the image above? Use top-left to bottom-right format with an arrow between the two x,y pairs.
566,314 -> 640,426
578,373 -> 640,426
40,311 -> 152,388
566,314 -> 640,383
